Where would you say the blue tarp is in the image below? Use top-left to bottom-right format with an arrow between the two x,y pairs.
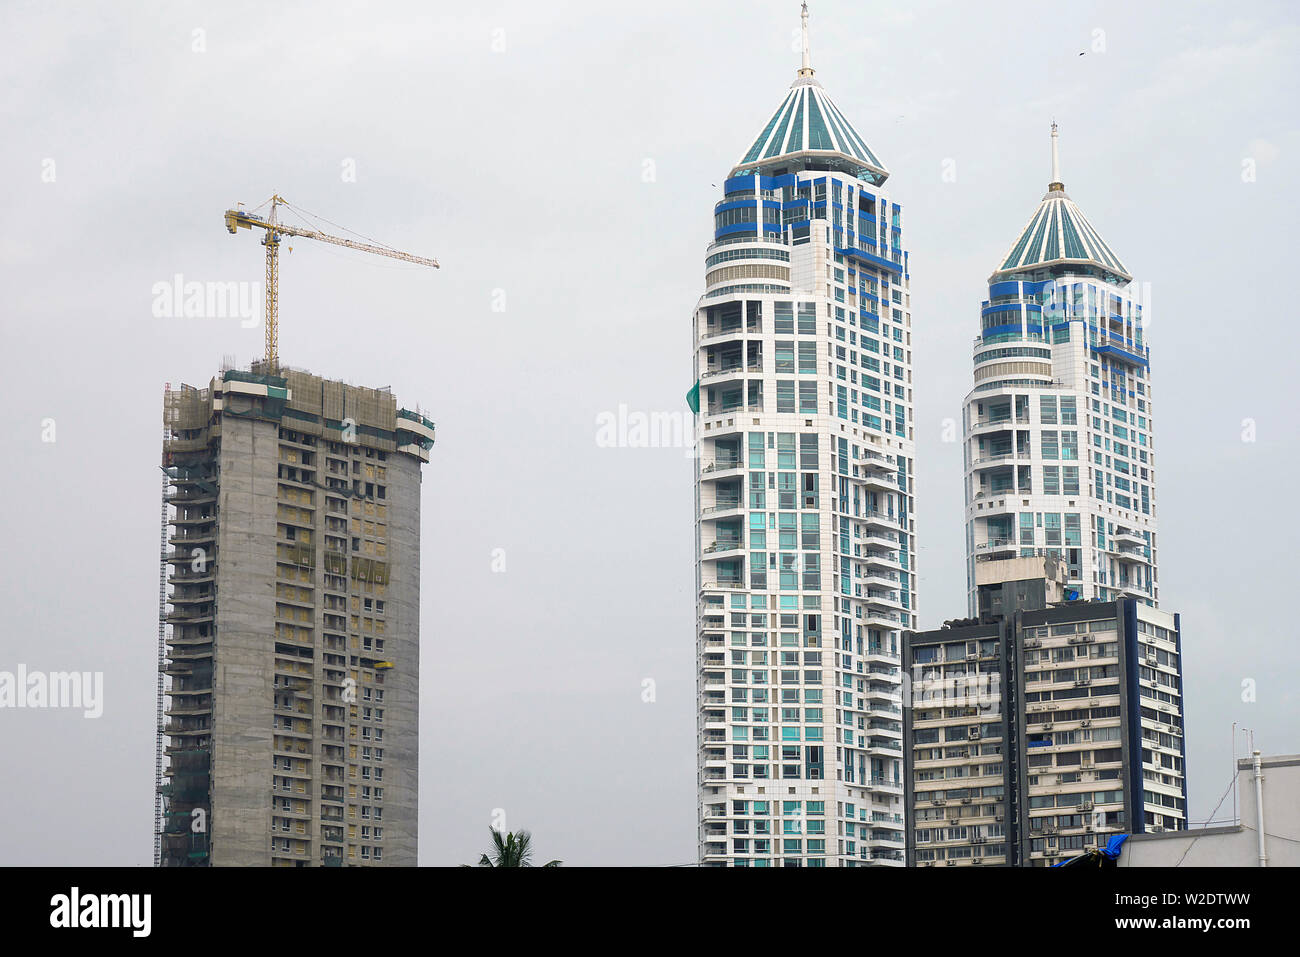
1102,834 -> 1128,859
1052,833 -> 1129,867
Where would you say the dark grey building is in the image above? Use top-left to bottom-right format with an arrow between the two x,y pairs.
903,556 -> 1186,867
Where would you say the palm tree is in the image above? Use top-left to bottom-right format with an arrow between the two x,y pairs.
466,827 -> 561,867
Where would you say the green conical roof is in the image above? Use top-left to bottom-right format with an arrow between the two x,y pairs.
993,188 -> 1130,281
732,77 -> 889,184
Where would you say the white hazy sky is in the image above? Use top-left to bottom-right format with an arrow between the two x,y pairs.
1,0 -> 1297,866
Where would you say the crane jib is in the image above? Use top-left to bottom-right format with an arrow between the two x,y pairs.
225,196 -> 440,370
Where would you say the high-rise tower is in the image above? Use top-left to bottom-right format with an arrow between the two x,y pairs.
963,125 -> 1158,614
158,363 -> 434,866
694,4 -> 915,867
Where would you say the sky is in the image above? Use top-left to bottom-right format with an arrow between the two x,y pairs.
1,0 -> 1297,866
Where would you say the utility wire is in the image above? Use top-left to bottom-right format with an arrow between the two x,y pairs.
1173,770 -> 1239,866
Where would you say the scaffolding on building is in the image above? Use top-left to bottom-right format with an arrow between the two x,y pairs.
154,384 -> 172,866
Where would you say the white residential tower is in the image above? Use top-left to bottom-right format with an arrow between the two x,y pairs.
694,5 -> 914,867
963,125 -> 1158,614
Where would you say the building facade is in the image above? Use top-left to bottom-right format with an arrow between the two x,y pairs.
963,125 -> 1158,614
695,6 -> 915,866
903,557 -> 1187,867
157,364 -> 434,866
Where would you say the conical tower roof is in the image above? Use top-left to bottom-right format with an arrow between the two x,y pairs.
993,124 -> 1130,282
730,4 -> 889,184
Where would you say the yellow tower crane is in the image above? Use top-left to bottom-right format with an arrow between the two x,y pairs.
224,194 -> 440,372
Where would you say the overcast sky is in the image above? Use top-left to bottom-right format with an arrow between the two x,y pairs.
1,0 -> 1297,866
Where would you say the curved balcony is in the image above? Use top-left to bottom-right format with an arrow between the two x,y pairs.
163,699 -> 212,718
855,450 -> 896,473
166,648 -> 215,664
863,608 -> 904,629
969,452 -> 1027,471
702,540 -> 745,558
699,580 -> 747,593
700,364 -> 762,386
166,489 -> 217,506
968,415 -> 1029,437
864,738 -> 903,758
864,681 -> 903,703
700,501 -> 745,520
865,697 -> 902,718
864,589 -> 904,613
165,609 -> 215,626
1111,542 -> 1151,566
861,570 -> 900,590
167,590 -> 212,606
165,547 -> 218,566
860,508 -> 902,532
853,471 -> 899,494
166,630 -> 213,646
698,459 -> 746,482
172,511 -> 217,528
861,549 -> 902,572
973,539 -> 1017,559
1115,579 -> 1151,599
171,533 -> 217,554
860,528 -> 899,549
699,325 -> 751,346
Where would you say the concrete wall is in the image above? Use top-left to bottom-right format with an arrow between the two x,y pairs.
1120,754 -> 1300,867
212,415 -> 280,866
381,450 -> 422,866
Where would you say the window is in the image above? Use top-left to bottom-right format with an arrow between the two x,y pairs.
798,342 -> 817,374
1044,513 -> 1062,546
1041,431 -> 1059,460
777,381 -> 795,413
1040,396 -> 1057,425
775,342 -> 795,374
798,382 -> 818,414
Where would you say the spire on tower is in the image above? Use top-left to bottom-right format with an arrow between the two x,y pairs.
1049,121 -> 1064,192
798,2 -> 815,78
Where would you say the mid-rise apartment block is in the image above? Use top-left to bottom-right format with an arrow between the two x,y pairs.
157,363 -> 434,866
695,6 -> 914,866
902,556 -> 1187,867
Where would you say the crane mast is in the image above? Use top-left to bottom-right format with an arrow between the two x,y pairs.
225,194 -> 440,372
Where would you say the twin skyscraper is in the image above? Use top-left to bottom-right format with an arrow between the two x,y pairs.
692,6 -> 1176,866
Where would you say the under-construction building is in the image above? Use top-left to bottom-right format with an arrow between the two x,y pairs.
156,363 -> 435,866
